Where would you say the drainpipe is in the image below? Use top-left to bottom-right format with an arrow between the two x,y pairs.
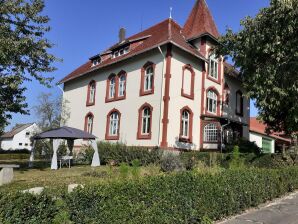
157,46 -> 165,147
221,120 -> 230,153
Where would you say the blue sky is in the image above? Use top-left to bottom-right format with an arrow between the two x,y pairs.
6,0 -> 270,131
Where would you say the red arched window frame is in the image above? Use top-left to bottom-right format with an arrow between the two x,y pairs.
84,112 -> 94,134
179,106 -> 194,143
181,64 -> 195,100
117,70 -> 127,100
206,51 -> 222,85
86,80 -> 96,106
236,90 -> 244,116
137,103 -> 153,140
205,87 -> 221,117
140,61 -> 156,96
105,71 -> 127,103
105,108 -> 121,140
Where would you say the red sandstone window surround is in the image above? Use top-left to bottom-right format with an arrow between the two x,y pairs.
105,109 -> 121,140
179,106 -> 193,143
84,112 -> 94,134
181,64 -> 195,100
207,52 -> 221,84
137,103 -> 153,140
205,87 -> 220,117
140,61 -> 156,96
86,80 -> 96,106
105,71 -> 127,103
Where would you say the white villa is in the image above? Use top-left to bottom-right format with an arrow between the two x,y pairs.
60,0 -> 249,151
0,123 -> 38,151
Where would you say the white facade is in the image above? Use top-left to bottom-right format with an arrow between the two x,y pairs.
0,123 -> 39,151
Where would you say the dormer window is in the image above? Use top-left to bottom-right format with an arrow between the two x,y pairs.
113,46 -> 129,58
92,58 -> 101,67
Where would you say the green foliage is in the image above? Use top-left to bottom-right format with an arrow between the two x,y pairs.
131,159 -> 141,179
229,146 -> 245,169
1,167 -> 298,223
97,141 -> 162,166
216,0 -> 298,133
160,153 -> 183,172
119,163 -> 130,179
0,0 -> 60,130
76,145 -> 94,164
226,138 -> 260,154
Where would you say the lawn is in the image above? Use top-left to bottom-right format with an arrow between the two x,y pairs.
0,163 -> 160,192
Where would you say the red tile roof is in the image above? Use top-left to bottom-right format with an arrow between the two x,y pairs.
250,118 -> 291,143
60,19 -> 206,83
183,0 -> 220,40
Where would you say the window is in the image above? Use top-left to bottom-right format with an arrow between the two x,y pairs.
91,58 -> 101,67
113,46 -> 129,58
206,90 -> 218,114
118,73 -> 126,97
106,109 -> 121,140
19,143 -> 22,146
224,83 -> 230,105
204,123 -> 218,142
109,76 -> 116,99
137,103 -> 153,139
25,143 -> 28,146
25,132 -> 30,138
181,111 -> 189,138
86,80 -> 96,106
209,53 -> 218,79
179,107 -> 193,142
140,62 -> 155,96
106,72 -> 127,102
84,113 -> 94,134
262,138 -> 272,153
181,65 -> 195,99
236,90 -> 244,116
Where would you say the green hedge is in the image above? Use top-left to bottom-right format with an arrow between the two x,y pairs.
97,142 -> 162,165
0,153 -> 29,160
1,167 -> 298,223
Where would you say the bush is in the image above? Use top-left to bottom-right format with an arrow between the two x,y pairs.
2,167 -> 298,223
98,142 -> 162,166
160,153 -> 183,172
225,138 -> 260,154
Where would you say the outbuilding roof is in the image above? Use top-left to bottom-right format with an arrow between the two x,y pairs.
0,123 -> 35,139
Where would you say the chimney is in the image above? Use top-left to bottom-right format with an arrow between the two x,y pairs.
119,27 -> 126,43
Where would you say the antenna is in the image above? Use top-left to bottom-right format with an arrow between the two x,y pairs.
169,7 -> 173,19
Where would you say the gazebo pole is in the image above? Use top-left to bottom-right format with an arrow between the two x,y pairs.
29,140 -> 36,168
51,139 -> 61,170
90,140 -> 100,167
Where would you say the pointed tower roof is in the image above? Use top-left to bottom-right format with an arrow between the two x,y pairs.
183,0 -> 220,40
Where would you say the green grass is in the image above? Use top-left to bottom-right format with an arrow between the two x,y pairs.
0,163 -> 160,192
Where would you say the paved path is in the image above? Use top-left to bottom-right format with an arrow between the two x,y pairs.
219,191 -> 298,224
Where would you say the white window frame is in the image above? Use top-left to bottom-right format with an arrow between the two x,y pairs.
109,77 -> 116,99
144,66 -> 153,91
118,74 -> 126,97
142,107 -> 151,134
207,90 -> 217,114
181,110 -> 190,138
204,123 -> 218,142
87,116 -> 93,134
109,112 -> 119,136
209,54 -> 218,79
89,83 -> 96,104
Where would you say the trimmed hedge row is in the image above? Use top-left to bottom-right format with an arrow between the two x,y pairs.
0,153 -> 30,160
1,167 -> 298,223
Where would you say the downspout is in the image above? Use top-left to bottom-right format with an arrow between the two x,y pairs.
157,46 -> 165,147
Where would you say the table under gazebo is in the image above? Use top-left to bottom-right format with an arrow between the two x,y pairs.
30,126 -> 100,170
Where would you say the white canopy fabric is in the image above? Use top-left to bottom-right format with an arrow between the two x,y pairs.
91,140 -> 100,167
51,139 -> 61,170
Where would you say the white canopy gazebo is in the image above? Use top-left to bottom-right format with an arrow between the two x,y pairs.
30,126 -> 100,170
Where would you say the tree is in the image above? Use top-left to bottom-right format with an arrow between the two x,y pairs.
33,92 -> 70,157
216,0 -> 298,134
0,0 -> 59,132
33,92 -> 70,131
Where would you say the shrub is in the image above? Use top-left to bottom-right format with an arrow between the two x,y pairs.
225,138 -> 260,154
229,145 -> 245,169
98,141 -> 162,165
119,163 -> 130,179
75,145 -> 94,164
160,153 -> 183,172
1,167 -> 298,223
